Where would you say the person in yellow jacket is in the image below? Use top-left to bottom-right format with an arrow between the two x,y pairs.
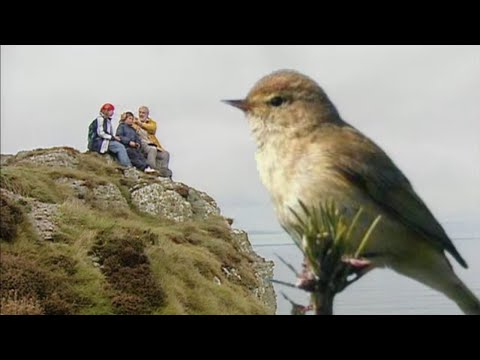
133,106 -> 172,178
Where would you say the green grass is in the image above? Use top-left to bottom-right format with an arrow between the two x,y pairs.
0,150 -> 270,315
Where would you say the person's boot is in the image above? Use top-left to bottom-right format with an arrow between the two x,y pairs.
157,167 -> 172,178
144,166 -> 157,174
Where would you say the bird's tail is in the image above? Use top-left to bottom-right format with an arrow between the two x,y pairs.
446,277 -> 480,315
426,267 -> 480,315
395,254 -> 480,315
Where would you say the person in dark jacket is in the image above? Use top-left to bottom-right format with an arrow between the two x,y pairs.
116,112 -> 156,173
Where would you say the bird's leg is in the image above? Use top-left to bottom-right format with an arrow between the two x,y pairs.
342,257 -> 371,269
336,256 -> 374,292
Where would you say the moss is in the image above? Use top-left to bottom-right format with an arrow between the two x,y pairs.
0,167 -> 67,203
200,217 -> 233,241
1,290 -> 44,315
147,240 -> 267,315
0,193 -> 24,242
91,228 -> 166,314
77,152 -> 123,178
0,252 -> 78,314
44,254 -> 78,276
111,293 -> 147,315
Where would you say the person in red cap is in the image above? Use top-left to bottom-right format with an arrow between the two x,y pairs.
89,103 -> 132,167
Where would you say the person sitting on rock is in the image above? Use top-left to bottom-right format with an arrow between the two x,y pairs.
133,106 -> 172,178
90,103 -> 132,168
116,112 -> 156,174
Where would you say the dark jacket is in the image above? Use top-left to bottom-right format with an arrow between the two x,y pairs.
116,123 -> 142,147
92,115 -> 114,153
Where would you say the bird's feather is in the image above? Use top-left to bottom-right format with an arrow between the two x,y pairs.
328,125 -> 468,268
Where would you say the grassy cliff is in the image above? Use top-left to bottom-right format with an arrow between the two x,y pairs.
0,147 -> 275,315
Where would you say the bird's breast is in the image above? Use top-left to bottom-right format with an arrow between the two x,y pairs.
255,137 -> 341,221
254,134 -> 406,262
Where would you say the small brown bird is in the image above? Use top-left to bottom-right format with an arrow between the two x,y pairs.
224,69 -> 480,314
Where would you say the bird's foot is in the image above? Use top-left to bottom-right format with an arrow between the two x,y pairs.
341,256 -> 371,269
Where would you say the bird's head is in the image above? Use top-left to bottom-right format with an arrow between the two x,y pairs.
223,70 -> 340,144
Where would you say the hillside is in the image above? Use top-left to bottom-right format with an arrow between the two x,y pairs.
0,147 -> 276,315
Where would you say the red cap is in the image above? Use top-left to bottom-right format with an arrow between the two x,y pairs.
101,103 -> 115,112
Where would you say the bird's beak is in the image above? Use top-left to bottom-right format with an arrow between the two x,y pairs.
222,99 -> 250,112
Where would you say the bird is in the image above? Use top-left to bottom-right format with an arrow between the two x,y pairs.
223,69 -> 480,315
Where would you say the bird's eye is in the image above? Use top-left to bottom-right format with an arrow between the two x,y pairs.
269,96 -> 286,107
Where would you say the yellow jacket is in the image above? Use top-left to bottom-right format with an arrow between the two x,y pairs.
133,117 -> 164,151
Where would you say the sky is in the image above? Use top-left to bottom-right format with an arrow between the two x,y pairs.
1,45 -> 479,236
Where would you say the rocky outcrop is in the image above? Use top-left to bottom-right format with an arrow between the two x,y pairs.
13,147 -> 80,168
0,154 -> 14,167
1,189 -> 58,241
230,229 -> 276,312
55,178 -> 89,200
92,183 -> 129,211
131,183 -> 194,222
130,181 -> 224,223
187,189 -> 221,220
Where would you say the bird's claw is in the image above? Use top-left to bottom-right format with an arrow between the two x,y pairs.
341,256 -> 371,269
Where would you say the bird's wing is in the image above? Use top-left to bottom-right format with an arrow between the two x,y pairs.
328,126 -> 467,268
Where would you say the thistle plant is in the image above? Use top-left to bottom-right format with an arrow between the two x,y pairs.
274,200 -> 382,315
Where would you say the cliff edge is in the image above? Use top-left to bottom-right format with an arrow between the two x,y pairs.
0,147 -> 276,315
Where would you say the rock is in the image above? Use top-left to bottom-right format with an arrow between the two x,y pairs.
13,147 -> 80,168
0,154 -> 14,166
55,177 -> 89,200
131,183 -> 193,222
29,200 -> 59,241
222,266 -> 242,281
1,189 -> 58,241
251,257 -> 276,314
230,228 -> 277,314
92,183 -> 129,210
230,229 -> 255,255
187,188 -> 221,220
174,184 -> 189,198
122,167 -> 140,182
0,189 -> 24,203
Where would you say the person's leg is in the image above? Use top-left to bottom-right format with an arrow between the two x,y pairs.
156,150 -> 170,170
140,141 -> 157,169
126,148 -> 148,171
155,150 -> 172,178
108,141 -> 132,167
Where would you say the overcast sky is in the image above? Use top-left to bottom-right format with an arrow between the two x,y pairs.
1,45 -> 479,235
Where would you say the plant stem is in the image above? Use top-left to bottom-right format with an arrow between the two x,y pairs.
312,285 -> 334,315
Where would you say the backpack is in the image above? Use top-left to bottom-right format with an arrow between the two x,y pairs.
87,118 -> 98,151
